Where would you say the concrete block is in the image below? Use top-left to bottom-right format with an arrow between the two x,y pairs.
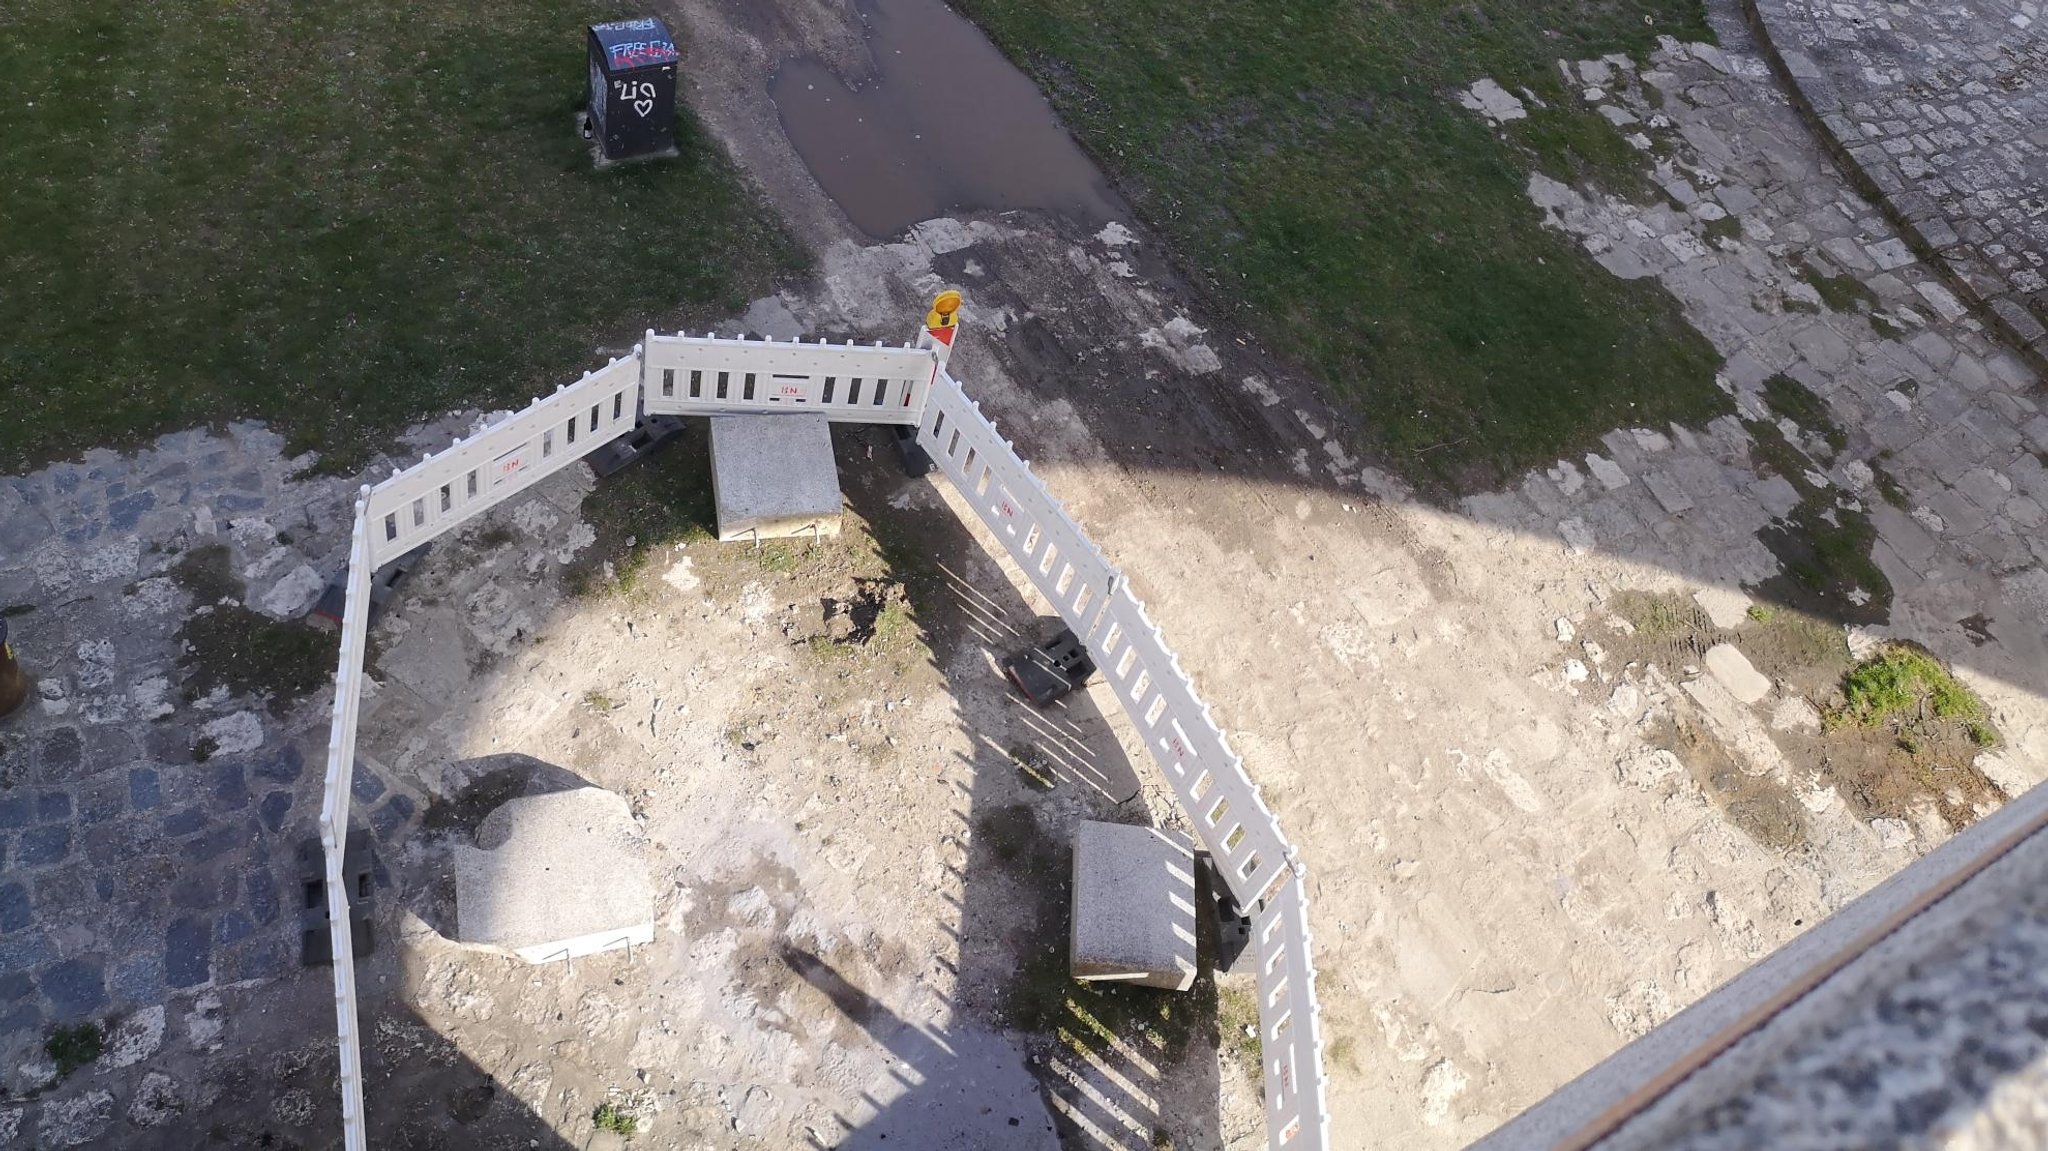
709,413 -> 843,542
1704,643 -> 1773,705
1070,820 -> 1197,992
455,787 -> 654,963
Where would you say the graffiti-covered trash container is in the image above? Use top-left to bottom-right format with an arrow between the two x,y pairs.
587,17 -> 679,161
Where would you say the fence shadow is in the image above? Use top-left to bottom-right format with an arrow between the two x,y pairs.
838,442 -> 1227,1150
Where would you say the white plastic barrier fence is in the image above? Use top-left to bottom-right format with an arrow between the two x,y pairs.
316,327 -> 1326,1151
363,357 -> 642,567
316,499 -> 374,1151
915,371 -> 1330,1150
641,331 -> 933,424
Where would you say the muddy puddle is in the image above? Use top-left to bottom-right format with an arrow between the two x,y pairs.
769,0 -> 1124,238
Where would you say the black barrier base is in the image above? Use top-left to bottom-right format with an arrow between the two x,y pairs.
587,413 -> 687,479
1205,853 -> 1256,974
299,832 -> 377,966
1002,628 -> 1096,707
893,424 -> 935,478
311,544 -> 430,628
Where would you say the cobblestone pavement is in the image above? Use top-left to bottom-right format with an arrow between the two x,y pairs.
1454,9 -> 2048,742
0,423 -> 451,1146
1747,0 -> 2048,363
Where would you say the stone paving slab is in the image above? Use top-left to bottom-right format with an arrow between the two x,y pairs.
1747,0 -> 2048,365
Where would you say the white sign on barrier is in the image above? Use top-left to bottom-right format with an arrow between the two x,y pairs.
642,331 -> 935,424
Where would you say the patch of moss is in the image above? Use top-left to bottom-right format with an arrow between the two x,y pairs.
1747,419 -> 1891,622
1760,374 -> 1848,453
46,1022 -> 104,1078
1869,459 -> 1911,510
1702,215 -> 1744,245
592,1102 -> 638,1135
1797,264 -> 1879,314
170,543 -> 243,606
177,604 -> 338,715
1836,644 -> 1981,728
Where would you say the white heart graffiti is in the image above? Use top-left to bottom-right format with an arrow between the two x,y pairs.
633,98 -> 653,116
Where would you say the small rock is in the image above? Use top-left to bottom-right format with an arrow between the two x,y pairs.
271,1087 -> 315,1127
1459,78 -> 1527,123
1702,644 -> 1771,704
184,992 -> 224,1052
1770,697 -> 1823,734
39,1090 -> 114,1148
1692,586 -> 1753,630
1872,818 -> 1915,850
1585,453 -> 1630,490
101,1004 -> 166,1069
128,1072 -> 183,1127
1554,618 -> 1576,642
259,564 -> 325,618
199,711 -> 265,758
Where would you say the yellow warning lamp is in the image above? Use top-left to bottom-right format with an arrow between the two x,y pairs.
926,290 -> 963,344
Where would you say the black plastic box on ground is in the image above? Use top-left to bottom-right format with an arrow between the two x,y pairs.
587,17 -> 679,161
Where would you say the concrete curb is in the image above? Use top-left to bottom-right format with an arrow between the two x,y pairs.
1469,773 -> 2048,1150
1740,0 -> 2048,374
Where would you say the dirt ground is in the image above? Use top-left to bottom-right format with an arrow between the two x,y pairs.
7,1 -> 2047,1149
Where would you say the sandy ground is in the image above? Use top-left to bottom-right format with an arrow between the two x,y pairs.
4,0 -> 2044,1148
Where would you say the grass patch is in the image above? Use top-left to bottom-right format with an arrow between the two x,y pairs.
591,1102 -> 638,1136
0,0 -> 802,472
1869,458 -> 1911,510
571,445 -> 716,594
1835,644 -> 1981,728
1702,215 -> 1744,245
952,0 -> 1726,492
45,1022 -> 105,1078
1746,420 -> 1891,623
179,605 -> 340,715
1216,984 -> 1262,1081
1760,374 -> 1847,453
582,689 -> 617,712
1798,264 -> 1880,314
169,543 -> 339,713
170,543 -> 244,606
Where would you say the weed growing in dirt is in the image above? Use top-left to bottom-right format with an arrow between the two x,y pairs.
1216,984 -> 1262,1081
592,1102 -> 638,1135
573,448 -> 716,595
45,1022 -> 104,1078
582,690 -> 617,712
1835,644 -> 1981,727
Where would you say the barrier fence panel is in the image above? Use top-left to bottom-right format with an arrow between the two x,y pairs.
363,357 -> 642,567
317,497 -> 374,1151
316,337 -> 1323,1150
914,372 -> 1330,1150
642,332 -> 935,424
